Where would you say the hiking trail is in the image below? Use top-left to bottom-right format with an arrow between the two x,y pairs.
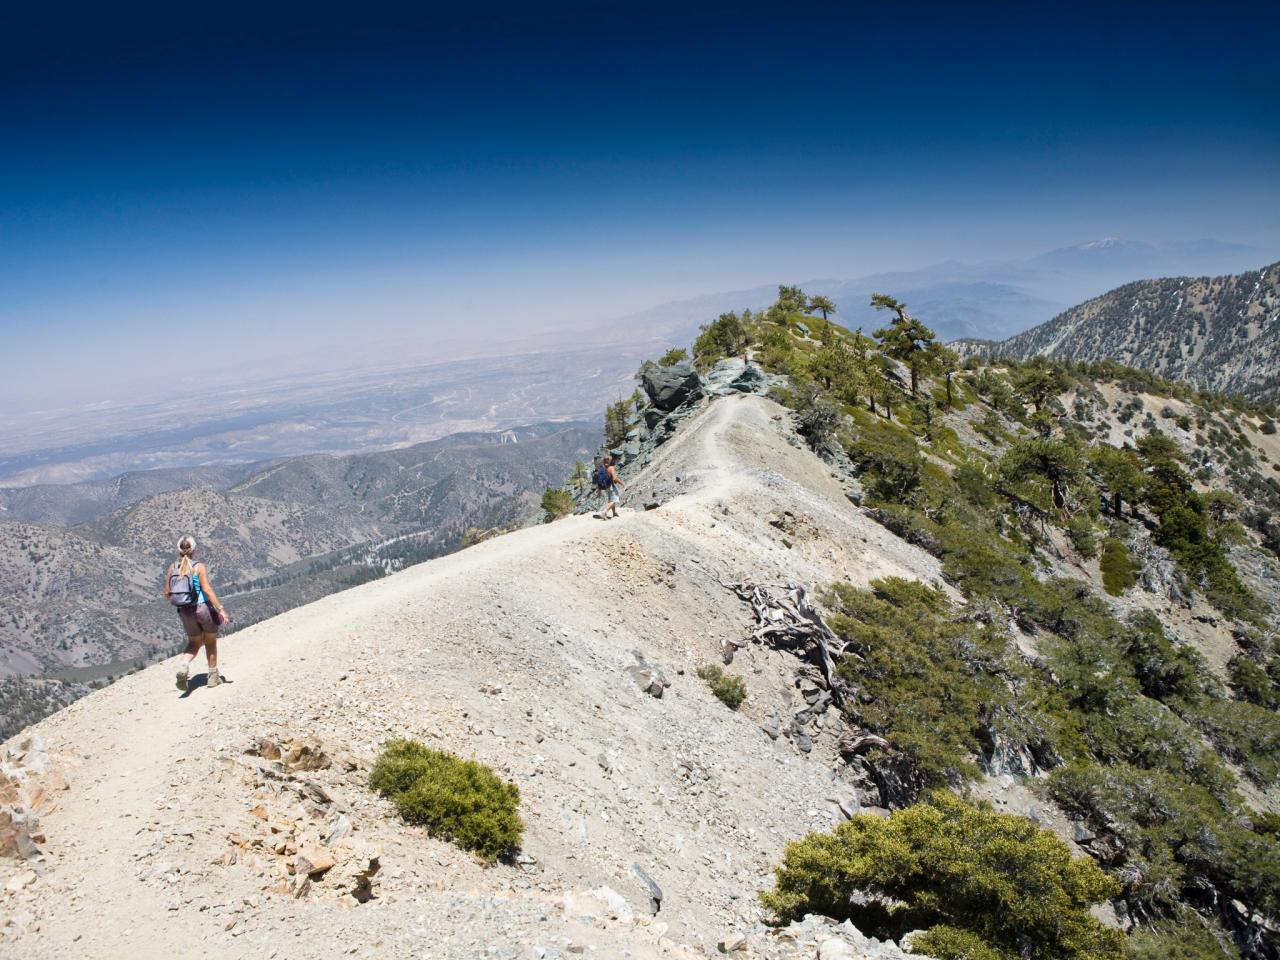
3,395 -> 946,959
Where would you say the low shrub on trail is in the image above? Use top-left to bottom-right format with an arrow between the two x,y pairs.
696,664 -> 747,709
370,739 -> 523,862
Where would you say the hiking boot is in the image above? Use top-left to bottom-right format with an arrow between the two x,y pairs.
207,668 -> 222,688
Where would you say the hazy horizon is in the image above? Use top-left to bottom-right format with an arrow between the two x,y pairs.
3,2 -> 1278,410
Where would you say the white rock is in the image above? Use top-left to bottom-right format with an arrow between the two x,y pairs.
5,870 -> 37,893
563,886 -> 634,924
817,938 -> 856,960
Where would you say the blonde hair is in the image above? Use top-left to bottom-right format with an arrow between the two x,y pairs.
175,536 -> 197,576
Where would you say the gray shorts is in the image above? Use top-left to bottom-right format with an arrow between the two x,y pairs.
607,484 -> 620,503
178,603 -> 219,637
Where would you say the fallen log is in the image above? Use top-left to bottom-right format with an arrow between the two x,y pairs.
722,580 -> 855,706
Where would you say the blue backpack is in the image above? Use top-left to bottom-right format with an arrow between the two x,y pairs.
594,465 -> 612,490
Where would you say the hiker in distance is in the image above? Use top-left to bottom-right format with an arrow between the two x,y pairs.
164,535 -> 229,691
593,455 -> 625,520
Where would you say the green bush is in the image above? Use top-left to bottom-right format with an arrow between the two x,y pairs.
1228,653 -> 1279,709
913,925 -> 1005,960
953,461 -> 996,507
1099,538 -> 1138,595
370,739 -> 523,861
540,487 -> 575,521
760,791 -> 1123,960
845,418 -> 923,504
1124,921 -> 1241,960
1120,612 -> 1211,706
1186,697 -> 1280,786
693,311 -> 748,366
1048,761 -> 1280,920
824,577 -> 1077,790
1067,516 -> 1100,558
1137,439 -> 1259,620
696,664 -> 747,709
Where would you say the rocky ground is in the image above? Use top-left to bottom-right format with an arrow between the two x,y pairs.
1,394 -> 959,959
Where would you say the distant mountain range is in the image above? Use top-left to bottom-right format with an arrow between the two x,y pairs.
612,237 -> 1269,346
955,261 -> 1280,403
2,237 -> 1263,490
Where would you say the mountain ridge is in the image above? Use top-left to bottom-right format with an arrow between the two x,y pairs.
955,261 -> 1280,402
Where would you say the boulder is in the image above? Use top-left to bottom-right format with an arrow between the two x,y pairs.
294,843 -> 336,877
626,652 -> 671,698
563,886 -> 634,923
631,862 -> 663,914
817,939 -> 854,960
325,813 -> 353,846
641,363 -> 703,412
728,363 -> 767,393
789,721 -> 813,754
979,728 -> 1037,778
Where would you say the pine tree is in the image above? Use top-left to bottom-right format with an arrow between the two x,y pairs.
871,294 -> 936,396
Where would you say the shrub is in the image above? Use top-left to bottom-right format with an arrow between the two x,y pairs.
1120,612 -> 1211,706
1124,921 -> 1242,960
792,386 -> 844,450
760,791 -> 1123,960
1047,761 -> 1280,920
1099,538 -> 1138,595
1185,698 -> 1280,785
1228,653 -> 1279,709
845,419 -> 923,504
693,311 -> 748,366
1067,516 -> 1100,558
370,739 -> 522,861
953,461 -> 996,507
913,925 -> 1005,960
540,487 -> 575,521
823,578 -> 1076,790
696,664 -> 747,709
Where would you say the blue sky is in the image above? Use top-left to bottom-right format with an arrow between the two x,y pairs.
3,1 -> 1278,405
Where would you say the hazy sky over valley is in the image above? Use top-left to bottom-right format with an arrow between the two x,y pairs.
3,1 -> 1278,409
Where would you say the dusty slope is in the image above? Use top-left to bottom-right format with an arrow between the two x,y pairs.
2,396 -> 945,959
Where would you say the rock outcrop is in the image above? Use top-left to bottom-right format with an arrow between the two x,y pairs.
641,363 -> 704,412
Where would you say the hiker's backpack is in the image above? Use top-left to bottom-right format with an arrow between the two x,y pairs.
167,564 -> 198,607
593,465 -> 612,490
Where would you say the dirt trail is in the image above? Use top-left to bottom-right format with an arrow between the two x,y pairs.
3,396 -> 945,959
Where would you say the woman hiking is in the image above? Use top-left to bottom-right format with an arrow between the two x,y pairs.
593,456 -> 625,520
164,536 -> 229,691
